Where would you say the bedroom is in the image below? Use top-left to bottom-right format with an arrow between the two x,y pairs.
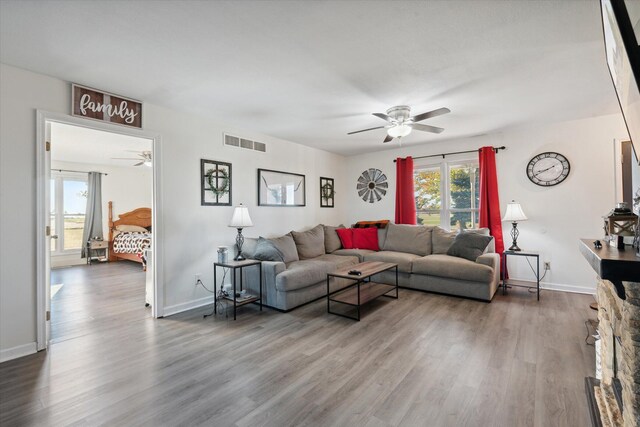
49,121 -> 153,341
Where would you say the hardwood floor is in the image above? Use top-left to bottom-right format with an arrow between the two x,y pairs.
1,263 -> 597,426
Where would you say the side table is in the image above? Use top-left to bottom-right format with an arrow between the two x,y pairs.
207,259 -> 262,320
502,250 -> 540,300
86,239 -> 109,265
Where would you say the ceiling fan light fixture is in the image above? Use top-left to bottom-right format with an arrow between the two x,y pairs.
387,124 -> 412,138
143,160 -> 152,167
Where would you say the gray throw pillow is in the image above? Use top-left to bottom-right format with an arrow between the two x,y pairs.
269,233 -> 299,263
383,223 -> 433,256
291,224 -> 325,259
253,237 -> 284,262
323,224 -> 345,253
446,232 -> 493,261
432,227 -> 458,254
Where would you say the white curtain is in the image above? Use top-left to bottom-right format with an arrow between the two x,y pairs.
81,172 -> 103,258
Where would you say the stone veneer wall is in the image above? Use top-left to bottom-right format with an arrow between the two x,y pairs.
597,279 -> 640,427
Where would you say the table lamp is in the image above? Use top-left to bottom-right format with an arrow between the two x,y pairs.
502,200 -> 527,251
228,203 -> 253,261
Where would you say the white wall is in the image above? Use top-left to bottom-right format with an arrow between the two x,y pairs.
344,114 -> 628,293
49,160 -> 153,267
0,63 -> 347,357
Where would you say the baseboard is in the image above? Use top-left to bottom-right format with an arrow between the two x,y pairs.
163,295 -> 215,317
509,277 -> 595,295
0,342 -> 37,363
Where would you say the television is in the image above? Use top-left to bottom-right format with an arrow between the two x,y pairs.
601,0 -> 640,164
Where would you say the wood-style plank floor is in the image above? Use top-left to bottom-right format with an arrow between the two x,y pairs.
1,262 -> 597,426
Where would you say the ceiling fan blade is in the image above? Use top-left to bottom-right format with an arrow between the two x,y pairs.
347,126 -> 385,135
411,107 -> 451,123
383,134 -> 394,143
111,157 -> 141,160
411,123 -> 445,134
134,161 -> 145,166
372,112 -> 394,122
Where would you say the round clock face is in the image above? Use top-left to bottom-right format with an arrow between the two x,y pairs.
526,152 -> 570,187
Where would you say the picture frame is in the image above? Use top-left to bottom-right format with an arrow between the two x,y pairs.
320,177 -> 335,208
600,0 -> 640,163
258,169 -> 305,207
201,159 -> 232,206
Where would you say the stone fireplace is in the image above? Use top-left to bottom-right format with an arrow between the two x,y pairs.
593,278 -> 640,427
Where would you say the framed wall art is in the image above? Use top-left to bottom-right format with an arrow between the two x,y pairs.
258,169 -> 305,207
201,159 -> 232,206
320,177 -> 335,208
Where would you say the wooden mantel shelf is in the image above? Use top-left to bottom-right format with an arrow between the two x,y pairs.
579,239 -> 640,299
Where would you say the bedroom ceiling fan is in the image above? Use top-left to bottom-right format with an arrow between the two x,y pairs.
348,105 -> 451,143
111,150 -> 152,167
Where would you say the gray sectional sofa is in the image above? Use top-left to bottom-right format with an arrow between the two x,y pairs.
243,223 -> 501,312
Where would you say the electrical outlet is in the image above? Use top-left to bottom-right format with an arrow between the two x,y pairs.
544,262 -> 551,271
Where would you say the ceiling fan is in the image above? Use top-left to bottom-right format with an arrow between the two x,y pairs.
111,150 -> 152,167
348,105 -> 451,143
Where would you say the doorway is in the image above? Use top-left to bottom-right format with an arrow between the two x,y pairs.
36,110 -> 163,351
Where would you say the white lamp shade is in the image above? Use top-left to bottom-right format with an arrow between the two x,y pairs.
387,124 -> 412,138
502,200 -> 528,222
229,204 -> 253,227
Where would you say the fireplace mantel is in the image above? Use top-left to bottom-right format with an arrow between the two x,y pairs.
579,239 -> 640,299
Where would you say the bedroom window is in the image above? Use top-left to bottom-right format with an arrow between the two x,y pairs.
50,173 -> 88,253
414,160 -> 479,230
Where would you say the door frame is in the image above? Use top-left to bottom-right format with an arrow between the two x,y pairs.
36,110 -> 164,351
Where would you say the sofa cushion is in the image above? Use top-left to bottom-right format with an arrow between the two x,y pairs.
242,237 -> 258,258
447,232 -> 493,261
275,260 -> 327,292
383,223 -> 433,256
336,228 -> 354,249
291,225 -> 325,260
463,228 -> 494,253
363,251 -> 421,273
323,224 -> 345,253
253,237 -> 284,262
412,254 -> 493,283
432,227 -> 457,254
352,228 -> 379,250
332,248 -> 375,262
353,220 -> 390,229
314,254 -> 359,270
269,233 -> 299,263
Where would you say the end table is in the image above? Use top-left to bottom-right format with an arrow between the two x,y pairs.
502,250 -> 540,300
207,259 -> 262,320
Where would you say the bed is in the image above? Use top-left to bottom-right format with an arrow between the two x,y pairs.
108,201 -> 152,270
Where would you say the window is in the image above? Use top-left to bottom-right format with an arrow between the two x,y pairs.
414,160 -> 479,230
50,173 -> 88,253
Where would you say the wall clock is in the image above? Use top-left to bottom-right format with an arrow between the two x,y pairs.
357,168 -> 388,203
526,152 -> 570,187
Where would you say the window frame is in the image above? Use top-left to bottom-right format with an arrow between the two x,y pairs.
50,172 -> 88,255
414,156 -> 480,230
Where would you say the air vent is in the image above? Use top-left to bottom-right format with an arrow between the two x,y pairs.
224,133 -> 266,153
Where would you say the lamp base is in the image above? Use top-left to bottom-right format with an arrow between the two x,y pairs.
234,228 -> 245,261
509,222 -> 521,252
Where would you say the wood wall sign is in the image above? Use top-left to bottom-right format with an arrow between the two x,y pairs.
72,84 -> 142,128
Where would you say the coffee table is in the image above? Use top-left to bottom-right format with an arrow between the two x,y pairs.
326,261 -> 398,321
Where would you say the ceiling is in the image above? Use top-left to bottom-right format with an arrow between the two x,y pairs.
51,122 -> 151,167
0,1 -> 622,156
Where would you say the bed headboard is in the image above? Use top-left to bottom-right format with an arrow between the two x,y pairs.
108,201 -> 152,241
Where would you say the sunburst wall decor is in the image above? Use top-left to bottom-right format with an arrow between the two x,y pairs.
357,168 -> 388,203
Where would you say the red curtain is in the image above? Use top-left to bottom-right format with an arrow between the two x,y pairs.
395,157 -> 417,225
478,147 -> 506,275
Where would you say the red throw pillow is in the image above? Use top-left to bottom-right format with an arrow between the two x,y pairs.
336,228 -> 354,249
352,227 -> 379,251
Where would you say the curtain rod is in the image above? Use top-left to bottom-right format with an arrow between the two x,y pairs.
52,169 -> 108,176
393,146 -> 506,162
